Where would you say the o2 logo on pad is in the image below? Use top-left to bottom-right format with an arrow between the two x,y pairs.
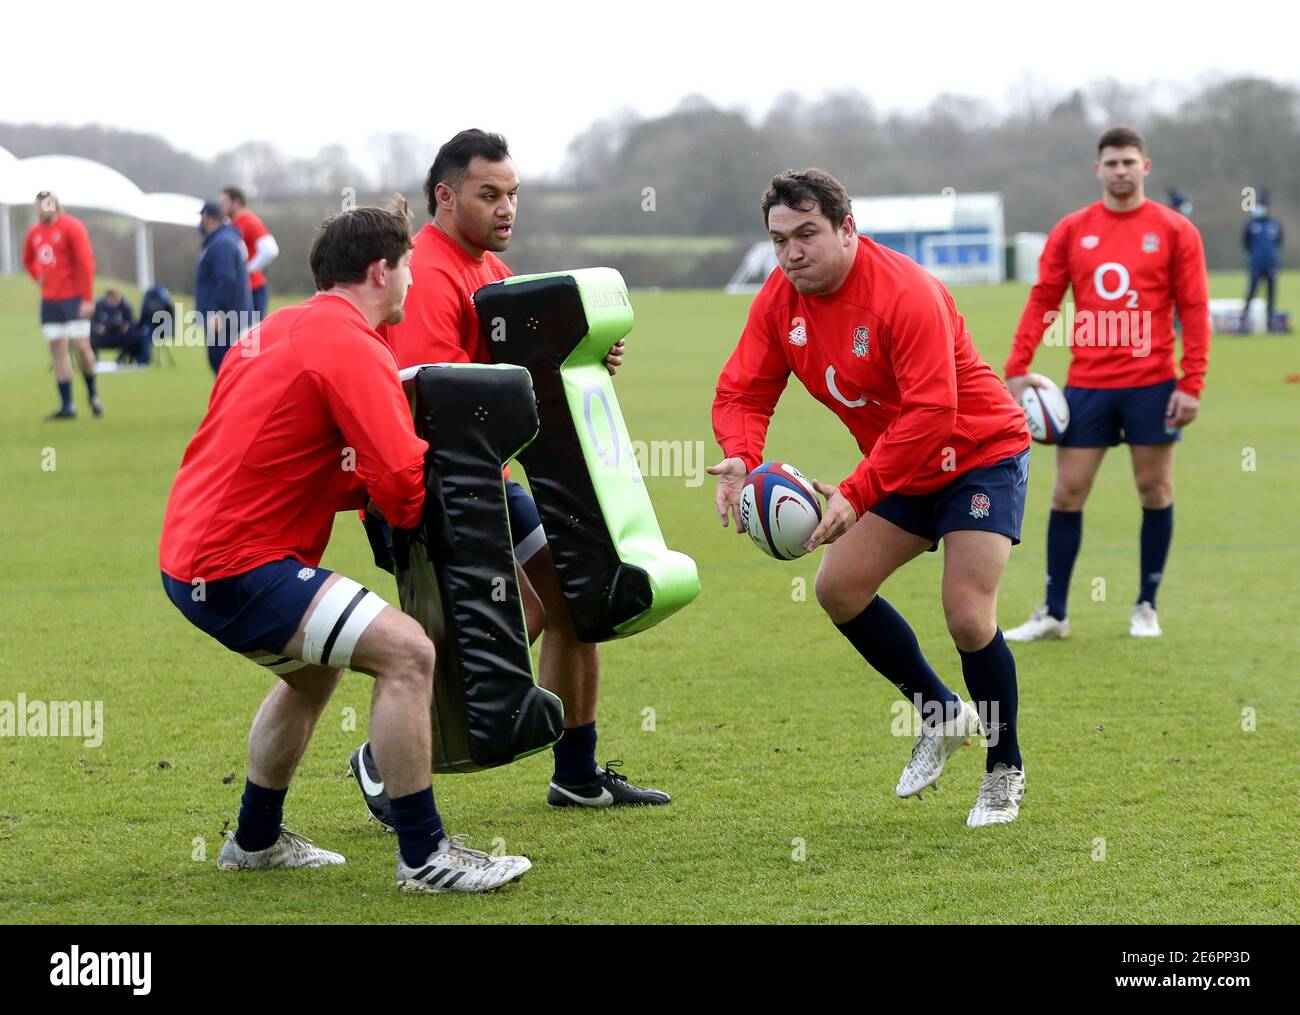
582,383 -> 641,485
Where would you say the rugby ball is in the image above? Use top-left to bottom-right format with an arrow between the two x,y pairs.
1020,378 -> 1070,444
739,462 -> 822,560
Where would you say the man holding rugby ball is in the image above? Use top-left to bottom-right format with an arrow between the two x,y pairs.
1004,126 -> 1210,642
709,169 -> 1032,827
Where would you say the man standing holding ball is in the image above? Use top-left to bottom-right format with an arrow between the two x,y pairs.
1003,126 -> 1209,642
710,169 -> 1032,827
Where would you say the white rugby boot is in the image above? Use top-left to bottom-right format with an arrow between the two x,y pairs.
896,698 -> 982,798
1130,602 -> 1162,638
966,764 -> 1026,827
1004,605 -> 1070,642
397,835 -> 532,894
217,827 -> 345,870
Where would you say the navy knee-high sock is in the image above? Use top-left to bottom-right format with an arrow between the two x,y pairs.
83,371 -> 98,400
1045,509 -> 1083,621
389,787 -> 445,868
959,630 -> 1022,772
553,721 -> 598,785
835,597 -> 959,724
235,779 -> 288,852
56,379 -> 73,411
1139,505 -> 1173,608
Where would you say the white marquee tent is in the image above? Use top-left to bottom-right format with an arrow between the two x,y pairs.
0,146 -> 205,291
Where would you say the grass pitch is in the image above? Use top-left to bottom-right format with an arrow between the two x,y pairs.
0,271 -> 1296,924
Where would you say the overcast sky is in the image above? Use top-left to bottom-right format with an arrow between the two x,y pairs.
7,0 -> 1298,180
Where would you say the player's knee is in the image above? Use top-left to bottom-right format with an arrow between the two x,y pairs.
284,666 -> 344,704
525,598 -> 546,645
387,619 -> 435,686
1137,479 -> 1172,508
814,570 -> 874,623
1051,480 -> 1090,511
944,603 -> 995,652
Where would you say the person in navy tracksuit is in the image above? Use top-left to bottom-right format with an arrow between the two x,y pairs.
195,201 -> 254,374
1242,194 -> 1283,332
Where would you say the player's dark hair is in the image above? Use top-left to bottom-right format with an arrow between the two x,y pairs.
222,186 -> 247,207
761,169 -> 853,230
1097,125 -> 1146,156
310,194 -> 413,291
424,129 -> 511,216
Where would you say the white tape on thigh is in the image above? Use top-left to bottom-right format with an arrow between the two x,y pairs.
514,524 -> 548,566
301,577 -> 387,670
252,654 -> 309,675
67,319 -> 91,340
42,322 -> 69,341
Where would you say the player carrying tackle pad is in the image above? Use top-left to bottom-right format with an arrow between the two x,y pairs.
1003,125 -> 1210,642
711,169 -> 1032,826
349,130 -> 670,819
159,197 -> 532,893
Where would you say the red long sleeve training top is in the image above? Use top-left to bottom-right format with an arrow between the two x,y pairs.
160,292 -> 428,582
1006,199 -> 1210,397
23,212 -> 95,301
714,236 -> 1029,517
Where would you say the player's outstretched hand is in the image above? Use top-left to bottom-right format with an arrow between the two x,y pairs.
604,339 -> 626,375
707,457 -> 748,532
1006,372 -> 1050,402
1166,388 -> 1199,428
804,480 -> 857,552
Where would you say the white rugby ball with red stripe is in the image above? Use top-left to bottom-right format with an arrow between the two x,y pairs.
739,462 -> 823,560
1020,378 -> 1070,444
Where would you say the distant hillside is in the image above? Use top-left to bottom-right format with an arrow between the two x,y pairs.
0,123 -> 226,195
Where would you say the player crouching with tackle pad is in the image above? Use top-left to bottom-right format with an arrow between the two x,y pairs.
159,197 -> 531,893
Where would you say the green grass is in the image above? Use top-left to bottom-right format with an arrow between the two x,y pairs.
0,272 -> 1296,924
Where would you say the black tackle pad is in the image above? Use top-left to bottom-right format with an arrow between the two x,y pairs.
396,363 -> 564,773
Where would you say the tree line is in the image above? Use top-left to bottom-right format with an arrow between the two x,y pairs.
3,75 -> 1295,294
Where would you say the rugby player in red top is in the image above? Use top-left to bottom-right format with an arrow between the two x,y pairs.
160,198 -> 532,893
220,186 -> 280,320
22,191 -> 101,420
711,169 -> 1031,827
1003,126 -> 1210,642
347,130 -> 667,819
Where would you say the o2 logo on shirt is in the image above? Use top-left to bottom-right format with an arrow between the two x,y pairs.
1093,261 -> 1139,308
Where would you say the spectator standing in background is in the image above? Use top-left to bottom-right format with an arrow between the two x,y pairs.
220,187 -> 279,320
196,201 -> 254,375
1241,193 -> 1284,333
